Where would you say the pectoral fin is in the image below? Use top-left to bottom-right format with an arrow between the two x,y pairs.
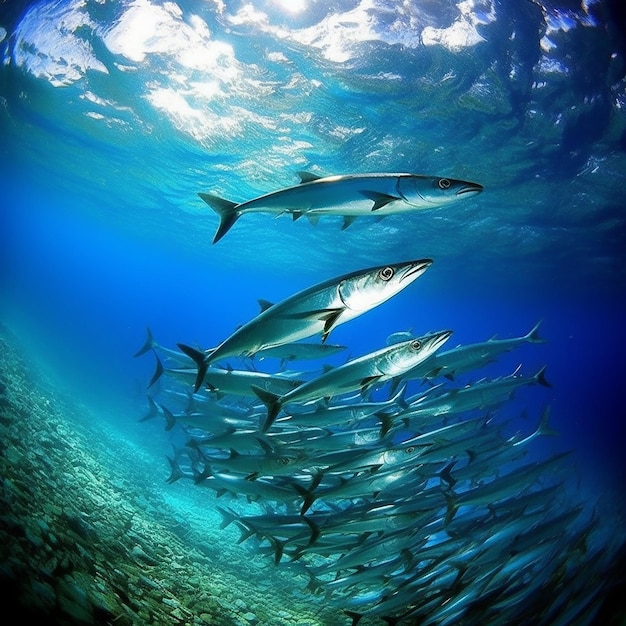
360,375 -> 382,394
359,190 -> 399,211
321,309 -> 344,343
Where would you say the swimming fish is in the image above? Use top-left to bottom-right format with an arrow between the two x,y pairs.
178,259 -> 433,392
199,171 -> 483,243
252,330 -> 453,431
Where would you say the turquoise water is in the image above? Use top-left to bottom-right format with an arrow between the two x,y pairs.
1,1 -> 625,624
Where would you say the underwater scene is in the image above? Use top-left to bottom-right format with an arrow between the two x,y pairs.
1,0 -> 625,624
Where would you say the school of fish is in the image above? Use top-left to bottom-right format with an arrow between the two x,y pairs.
136,173 -> 620,625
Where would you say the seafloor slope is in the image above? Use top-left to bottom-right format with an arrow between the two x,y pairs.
0,323 -> 347,626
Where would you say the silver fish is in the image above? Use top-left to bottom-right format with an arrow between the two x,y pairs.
200,171 -> 483,243
178,259 -> 433,392
253,330 -> 453,431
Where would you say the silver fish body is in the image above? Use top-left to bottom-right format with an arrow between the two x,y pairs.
200,171 -> 483,243
178,259 -> 433,392
253,330 -> 452,431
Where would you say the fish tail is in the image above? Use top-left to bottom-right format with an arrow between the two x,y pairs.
444,492 -> 458,526
176,343 -> 207,393
302,516 -> 321,546
438,461 -> 457,488
147,350 -> 164,388
538,405 -> 559,438
376,412 -> 394,437
215,505 -> 239,530
251,385 -> 282,431
134,326 -> 155,357
344,610 -> 364,626
526,320 -> 546,343
293,483 -> 316,515
139,395 -> 160,422
165,456 -> 185,483
389,382 -> 408,409
198,192 -> 240,244
535,365 -> 551,388
160,404 -> 176,431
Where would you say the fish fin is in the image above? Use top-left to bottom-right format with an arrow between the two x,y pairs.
148,351 -> 164,388
306,214 -> 320,226
344,610 -> 364,626
176,344 -> 207,393
293,483 -> 316,515
139,395 -> 160,422
160,404 -> 176,431
251,385 -> 282,432
215,505 -> 238,530
321,309 -> 344,343
341,215 -> 358,230
438,461 -> 457,488
389,382 -> 407,409
281,307 -> 341,322
165,456 -> 185,483
535,365 -> 551,387
376,413 -> 394,438
359,190 -> 399,211
296,171 -> 322,184
134,327 -> 155,357
198,192 -> 240,244
302,517 -> 321,546
292,211 -> 303,221
444,492 -> 458,526
526,320 -> 546,343
257,298 -> 274,313
360,375 -> 382,394
538,405 -> 559,438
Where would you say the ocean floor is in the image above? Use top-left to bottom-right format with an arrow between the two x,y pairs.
0,322 -> 352,626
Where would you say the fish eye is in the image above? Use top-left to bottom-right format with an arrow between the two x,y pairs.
378,267 -> 394,281
438,178 -> 451,190
410,340 -> 422,350
406,446 -> 415,454
278,457 -> 291,465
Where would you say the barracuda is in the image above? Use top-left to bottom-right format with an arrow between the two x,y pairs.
200,171 -> 483,243
178,259 -> 433,392
253,330 -> 453,431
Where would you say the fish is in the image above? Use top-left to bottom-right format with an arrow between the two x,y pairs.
145,350 -> 304,399
139,308 -> 619,625
199,171 -> 483,243
178,259 -> 433,392
252,340 -> 348,367
252,330 -> 453,431
397,319 -> 546,383
389,364 -> 551,428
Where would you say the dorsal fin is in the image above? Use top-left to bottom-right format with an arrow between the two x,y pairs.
258,299 -> 274,313
296,171 -> 322,184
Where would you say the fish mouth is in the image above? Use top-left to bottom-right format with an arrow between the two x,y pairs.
400,259 -> 433,282
426,330 -> 453,351
456,183 -> 484,196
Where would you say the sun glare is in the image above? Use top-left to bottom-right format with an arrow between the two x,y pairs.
274,0 -> 306,14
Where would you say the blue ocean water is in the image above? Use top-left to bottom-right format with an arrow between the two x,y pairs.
1,0 -> 626,624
